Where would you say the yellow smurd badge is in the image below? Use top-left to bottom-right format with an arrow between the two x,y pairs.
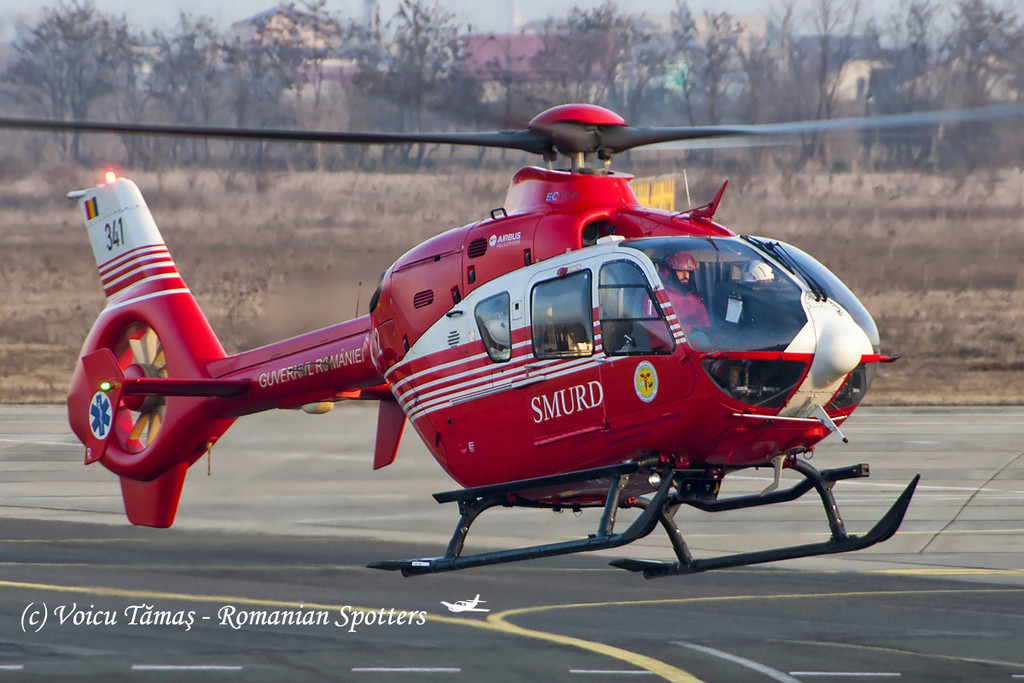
634,361 -> 658,402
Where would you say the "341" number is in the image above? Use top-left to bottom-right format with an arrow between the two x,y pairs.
104,218 -> 124,251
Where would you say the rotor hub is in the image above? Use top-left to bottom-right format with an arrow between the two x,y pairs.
527,104 -> 629,168
123,362 -> 166,414
527,104 -> 628,130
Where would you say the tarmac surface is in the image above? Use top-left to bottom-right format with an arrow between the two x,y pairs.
3,404 -> 1024,681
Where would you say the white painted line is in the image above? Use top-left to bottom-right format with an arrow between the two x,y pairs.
351,668 -> 461,673
789,674 -> 900,678
0,665 -> 24,670
103,287 -> 191,314
0,439 -> 79,447
569,669 -> 654,675
131,665 -> 243,671
675,642 -> 799,683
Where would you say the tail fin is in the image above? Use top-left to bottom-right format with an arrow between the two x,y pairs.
66,172 -> 236,527
69,171 -> 186,304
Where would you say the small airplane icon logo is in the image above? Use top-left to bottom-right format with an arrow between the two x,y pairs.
440,594 -> 490,613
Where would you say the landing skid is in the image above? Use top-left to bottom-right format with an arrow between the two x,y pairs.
368,458 -> 919,577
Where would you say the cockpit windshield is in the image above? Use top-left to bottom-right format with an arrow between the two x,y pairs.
743,236 -> 880,354
622,237 -> 807,352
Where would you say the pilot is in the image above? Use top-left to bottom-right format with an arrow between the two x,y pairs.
663,251 -> 709,333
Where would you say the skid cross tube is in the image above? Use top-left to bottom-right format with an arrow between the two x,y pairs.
684,460 -> 866,540
369,466 -> 673,576
611,460 -> 920,578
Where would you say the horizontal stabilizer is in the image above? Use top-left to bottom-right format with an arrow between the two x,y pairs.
81,348 -> 250,398
123,377 -> 250,398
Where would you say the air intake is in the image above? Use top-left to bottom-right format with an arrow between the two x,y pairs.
467,238 -> 488,258
413,290 -> 434,308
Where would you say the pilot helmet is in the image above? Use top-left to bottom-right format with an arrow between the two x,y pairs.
742,261 -> 773,283
665,252 -> 697,273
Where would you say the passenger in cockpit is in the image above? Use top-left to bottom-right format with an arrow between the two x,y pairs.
742,260 -> 774,285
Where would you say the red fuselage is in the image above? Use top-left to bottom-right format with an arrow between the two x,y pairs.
357,167 -> 870,493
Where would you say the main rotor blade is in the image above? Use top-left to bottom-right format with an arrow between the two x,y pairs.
629,103 -> 1024,152
1,103 -> 1019,157
0,116 -> 552,154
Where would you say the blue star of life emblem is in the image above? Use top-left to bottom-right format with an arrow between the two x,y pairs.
89,391 -> 112,440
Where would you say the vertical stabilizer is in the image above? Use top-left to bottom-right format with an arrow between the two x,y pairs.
119,463 -> 189,528
68,172 -> 185,303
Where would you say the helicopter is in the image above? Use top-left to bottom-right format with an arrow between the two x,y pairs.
5,102 -> 1021,578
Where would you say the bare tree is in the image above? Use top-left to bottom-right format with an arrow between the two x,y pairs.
667,2 -> 699,125
250,1 -> 342,111
387,0 -> 465,134
610,15 -> 672,125
771,0 -> 806,122
532,16 -> 607,106
218,33 -> 297,170
735,33 -> 775,124
940,0 -> 1022,168
344,11 -> 391,131
528,2 -> 666,123
468,33 -> 538,126
943,0 -> 1019,107
146,14 -> 223,164
696,11 -> 738,126
3,1 -> 139,162
809,0 -> 862,121
667,7 -> 737,128
869,0 -> 942,167
801,0 -> 863,163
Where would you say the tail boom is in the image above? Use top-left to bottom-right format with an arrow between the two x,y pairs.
66,173 -> 390,528
207,316 -> 382,416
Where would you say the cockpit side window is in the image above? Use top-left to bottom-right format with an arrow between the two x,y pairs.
598,260 -> 674,355
531,270 -> 594,359
475,292 -> 512,362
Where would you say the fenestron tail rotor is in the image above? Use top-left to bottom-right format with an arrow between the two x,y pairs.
115,323 -> 167,451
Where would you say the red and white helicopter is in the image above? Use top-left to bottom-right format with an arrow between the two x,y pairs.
5,103 -> 1019,577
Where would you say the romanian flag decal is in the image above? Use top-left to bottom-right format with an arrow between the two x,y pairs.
83,197 -> 98,221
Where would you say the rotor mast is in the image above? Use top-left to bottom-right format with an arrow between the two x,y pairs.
526,103 -> 626,173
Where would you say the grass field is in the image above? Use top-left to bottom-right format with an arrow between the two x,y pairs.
2,164 -> 1023,404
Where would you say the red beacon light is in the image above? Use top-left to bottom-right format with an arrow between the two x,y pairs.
103,170 -> 117,184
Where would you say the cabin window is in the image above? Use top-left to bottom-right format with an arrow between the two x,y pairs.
475,292 -> 512,362
598,260 -> 675,355
531,271 -> 593,359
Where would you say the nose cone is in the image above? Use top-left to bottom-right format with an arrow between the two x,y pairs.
810,307 -> 871,388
